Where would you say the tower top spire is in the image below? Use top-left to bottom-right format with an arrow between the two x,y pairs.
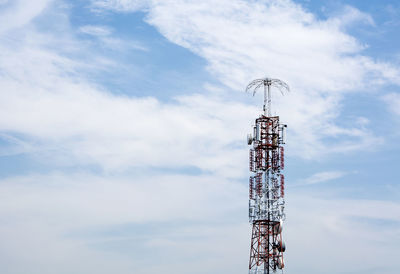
245,78 -> 289,116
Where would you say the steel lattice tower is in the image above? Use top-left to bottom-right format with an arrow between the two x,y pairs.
246,78 -> 289,274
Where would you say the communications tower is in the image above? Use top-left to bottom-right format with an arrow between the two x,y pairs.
246,78 -> 289,273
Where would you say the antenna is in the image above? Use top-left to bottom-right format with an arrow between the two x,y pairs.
245,78 -> 289,116
245,78 -> 289,274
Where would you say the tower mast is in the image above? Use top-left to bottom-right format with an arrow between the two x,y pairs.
246,78 -> 289,274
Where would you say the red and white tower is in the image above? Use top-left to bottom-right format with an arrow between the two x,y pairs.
246,78 -> 289,274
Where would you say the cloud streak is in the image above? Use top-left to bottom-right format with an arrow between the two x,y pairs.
296,170 -> 347,186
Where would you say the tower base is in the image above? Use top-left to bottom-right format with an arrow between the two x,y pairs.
249,220 -> 284,273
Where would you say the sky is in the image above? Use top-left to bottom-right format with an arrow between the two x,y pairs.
0,0 -> 399,273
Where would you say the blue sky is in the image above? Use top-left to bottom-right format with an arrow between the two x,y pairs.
0,0 -> 399,274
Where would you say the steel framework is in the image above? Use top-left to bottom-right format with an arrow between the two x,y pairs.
246,78 -> 289,274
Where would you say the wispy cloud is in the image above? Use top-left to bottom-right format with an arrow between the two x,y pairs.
90,0 -> 148,12
92,0 -> 400,158
285,194 -> 400,273
383,92 -> 400,116
79,24 -> 148,51
0,0 -> 51,34
0,172 -> 248,274
1,0 -> 397,175
327,5 -> 375,28
0,25 -> 250,177
296,171 -> 347,186
0,172 -> 399,274
80,25 -> 113,36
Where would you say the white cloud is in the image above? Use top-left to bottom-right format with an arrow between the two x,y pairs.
327,5 -> 375,28
100,36 -> 148,51
0,0 -> 395,174
2,7 -> 245,175
285,194 -> 400,274
0,172 -> 248,274
79,25 -> 148,51
297,170 -> 347,185
0,172 -> 399,274
0,0 -> 52,34
91,0 -> 399,158
140,0 -> 400,90
0,71 -> 254,175
383,92 -> 400,116
80,25 -> 113,36
91,0 -> 148,12
0,173 -> 245,227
